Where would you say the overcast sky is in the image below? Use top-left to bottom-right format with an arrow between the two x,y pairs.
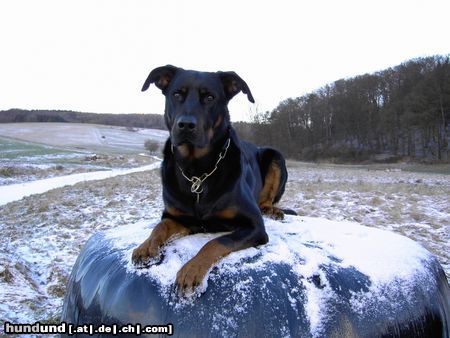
1,0 -> 449,122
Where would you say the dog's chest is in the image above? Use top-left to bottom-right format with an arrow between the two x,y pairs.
192,199 -> 214,219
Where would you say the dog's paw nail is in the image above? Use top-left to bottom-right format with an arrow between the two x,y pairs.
132,252 -> 163,268
132,255 -> 149,267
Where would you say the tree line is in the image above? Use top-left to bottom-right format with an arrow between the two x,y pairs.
2,55 -> 449,162
235,55 -> 450,162
0,109 -> 166,130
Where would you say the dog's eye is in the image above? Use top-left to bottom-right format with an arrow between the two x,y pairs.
205,94 -> 215,103
173,92 -> 183,101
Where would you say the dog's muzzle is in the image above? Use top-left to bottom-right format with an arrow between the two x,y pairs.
172,115 -> 203,146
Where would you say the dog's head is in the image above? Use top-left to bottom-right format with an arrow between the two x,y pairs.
142,65 -> 254,152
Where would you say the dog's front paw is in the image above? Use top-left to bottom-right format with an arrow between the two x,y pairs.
176,258 -> 210,294
132,239 -> 161,268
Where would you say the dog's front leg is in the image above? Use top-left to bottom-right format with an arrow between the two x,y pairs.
132,218 -> 190,267
176,227 -> 268,293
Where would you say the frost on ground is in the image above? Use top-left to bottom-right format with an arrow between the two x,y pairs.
0,161 -> 448,329
284,162 -> 450,275
0,167 -> 163,326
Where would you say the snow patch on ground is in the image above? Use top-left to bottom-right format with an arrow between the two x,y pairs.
0,162 -> 161,206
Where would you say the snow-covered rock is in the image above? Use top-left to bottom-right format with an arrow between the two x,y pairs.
62,216 -> 450,337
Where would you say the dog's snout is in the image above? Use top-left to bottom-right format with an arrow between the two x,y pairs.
176,115 -> 197,131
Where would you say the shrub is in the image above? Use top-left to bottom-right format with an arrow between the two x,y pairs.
0,167 -> 15,177
144,140 -> 159,154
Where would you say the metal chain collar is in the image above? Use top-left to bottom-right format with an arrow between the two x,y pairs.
175,138 -> 231,203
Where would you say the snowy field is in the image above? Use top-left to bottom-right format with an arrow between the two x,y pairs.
0,123 -> 168,154
0,123 -> 449,333
0,123 -> 168,185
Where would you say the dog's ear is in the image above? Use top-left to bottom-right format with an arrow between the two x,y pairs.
142,65 -> 179,92
217,71 -> 255,103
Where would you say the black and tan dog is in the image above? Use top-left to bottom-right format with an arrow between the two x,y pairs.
132,65 -> 293,293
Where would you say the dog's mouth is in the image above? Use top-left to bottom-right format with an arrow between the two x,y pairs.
172,140 -> 211,159
170,131 -> 214,160
172,132 -> 210,149
173,137 -> 201,147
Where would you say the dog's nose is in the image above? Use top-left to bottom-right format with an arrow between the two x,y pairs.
176,115 -> 197,131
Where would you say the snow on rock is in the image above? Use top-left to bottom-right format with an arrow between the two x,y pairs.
77,215 -> 446,337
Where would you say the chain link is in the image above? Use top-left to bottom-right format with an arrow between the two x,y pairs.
177,138 -> 231,203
